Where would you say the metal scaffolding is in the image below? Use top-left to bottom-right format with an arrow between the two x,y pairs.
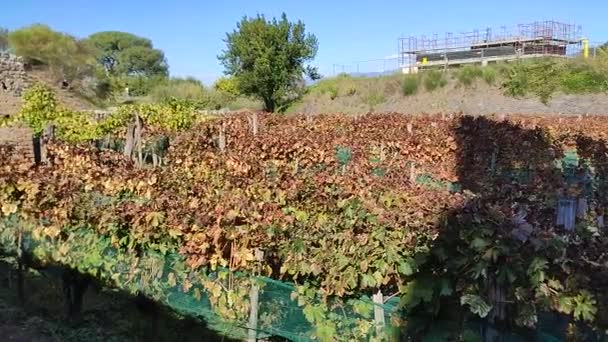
399,21 -> 583,72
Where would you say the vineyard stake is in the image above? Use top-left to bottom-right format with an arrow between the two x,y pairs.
135,114 -> 143,166
219,122 -> 227,153
247,250 -> 264,342
372,290 -> 385,338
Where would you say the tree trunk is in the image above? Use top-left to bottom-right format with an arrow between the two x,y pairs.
263,97 -> 275,113
62,269 -> 90,321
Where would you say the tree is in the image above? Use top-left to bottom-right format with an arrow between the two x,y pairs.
85,31 -> 168,77
219,13 -> 319,112
8,24 -> 94,82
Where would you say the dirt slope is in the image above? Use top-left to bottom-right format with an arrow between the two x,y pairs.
0,68 -> 97,116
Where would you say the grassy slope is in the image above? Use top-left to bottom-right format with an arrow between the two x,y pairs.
289,57 -> 608,115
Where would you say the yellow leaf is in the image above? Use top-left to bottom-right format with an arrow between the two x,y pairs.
58,243 -> 69,256
167,272 -> 177,287
183,278 -> 192,293
1,203 -> 17,216
168,229 -> 182,239
44,226 -> 61,239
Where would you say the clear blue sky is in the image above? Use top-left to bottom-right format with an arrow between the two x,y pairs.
2,0 -> 607,84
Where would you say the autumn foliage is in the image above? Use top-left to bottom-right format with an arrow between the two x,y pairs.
2,112 -> 608,339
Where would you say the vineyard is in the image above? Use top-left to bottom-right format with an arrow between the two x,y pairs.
2,90 -> 608,340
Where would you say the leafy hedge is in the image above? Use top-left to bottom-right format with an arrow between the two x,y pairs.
2,112 -> 608,340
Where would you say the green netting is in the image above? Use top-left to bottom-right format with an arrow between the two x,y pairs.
0,216 -> 400,341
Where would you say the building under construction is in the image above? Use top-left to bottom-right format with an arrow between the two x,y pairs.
399,21 -> 585,73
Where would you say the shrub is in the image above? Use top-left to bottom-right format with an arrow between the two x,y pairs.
345,86 -> 357,96
561,63 -> 608,93
424,69 -> 447,91
213,76 -> 240,96
457,66 -> 483,87
149,78 -> 206,103
18,84 -> 60,134
502,64 -> 528,98
481,67 -> 497,85
327,86 -> 338,100
365,91 -> 386,110
401,75 -> 419,96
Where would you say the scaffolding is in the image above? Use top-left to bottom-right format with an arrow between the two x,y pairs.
399,21 -> 583,73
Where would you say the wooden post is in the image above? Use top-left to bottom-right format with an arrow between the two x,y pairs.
134,114 -> 144,167
16,230 -> 25,306
247,250 -> 264,342
41,123 -> 55,164
249,113 -> 259,136
409,163 -> 416,183
219,122 -> 226,153
372,290 -> 385,338
406,123 -> 413,135
124,122 -> 136,159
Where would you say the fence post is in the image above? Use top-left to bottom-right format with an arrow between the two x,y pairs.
124,120 -> 136,159
249,113 -> 259,135
372,290 -> 385,338
247,250 -> 264,342
219,122 -> 226,153
41,123 -> 55,164
134,114 -> 143,166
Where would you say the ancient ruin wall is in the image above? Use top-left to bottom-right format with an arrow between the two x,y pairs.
0,52 -> 29,96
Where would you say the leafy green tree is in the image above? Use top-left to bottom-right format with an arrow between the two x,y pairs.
85,31 -> 168,77
8,24 -> 93,82
219,13 -> 319,112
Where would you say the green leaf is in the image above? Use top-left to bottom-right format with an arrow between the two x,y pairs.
294,210 -> 308,223
398,260 -> 414,276
352,300 -> 373,319
470,237 -> 490,251
303,304 -> 325,323
460,294 -> 492,318
572,291 -> 597,321
315,322 -> 337,342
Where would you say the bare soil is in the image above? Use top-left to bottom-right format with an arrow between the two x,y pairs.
0,68 -> 97,116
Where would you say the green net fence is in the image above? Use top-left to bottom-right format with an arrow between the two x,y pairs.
0,214 -> 402,341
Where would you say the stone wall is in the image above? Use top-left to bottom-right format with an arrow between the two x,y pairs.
0,52 -> 29,96
0,126 -> 37,163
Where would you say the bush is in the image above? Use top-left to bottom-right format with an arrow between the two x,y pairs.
327,86 -> 339,100
423,69 -> 447,91
561,63 -> 608,93
457,66 -> 483,87
401,75 -> 419,96
213,76 -> 240,96
502,64 -> 528,98
365,91 -> 386,110
149,77 -> 206,103
18,84 -> 60,134
481,67 -> 497,85
345,86 -> 357,96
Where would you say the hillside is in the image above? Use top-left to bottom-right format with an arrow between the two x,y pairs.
290,60 -> 608,115
0,55 -> 98,116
